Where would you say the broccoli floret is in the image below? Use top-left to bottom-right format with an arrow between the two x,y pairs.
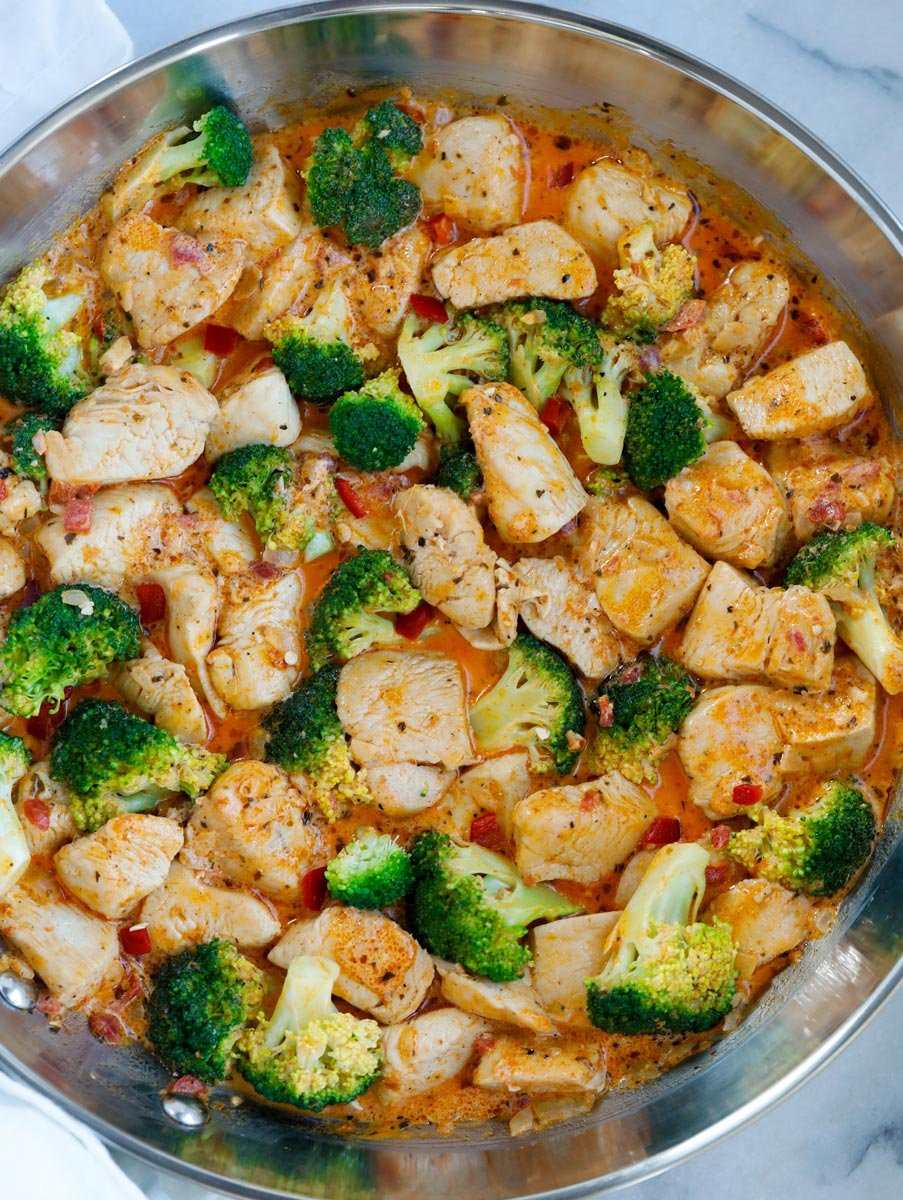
410,831 -> 581,981
0,730 -> 31,898
469,632 -> 585,775
262,665 -> 371,820
397,310 -> 508,444
147,940 -> 264,1084
560,339 -> 635,466
357,100 -> 423,169
623,369 -> 710,490
435,445 -> 483,502
237,954 -> 382,1110
51,699 -> 226,833
784,523 -> 903,694
329,369 -> 424,471
0,262 -> 92,415
266,276 -> 367,403
7,412 -> 56,480
588,656 -> 698,783
0,584 -> 141,717
494,299 -> 604,410
157,106 -> 253,186
728,781 -> 876,897
602,224 -> 696,344
585,842 -> 738,1035
325,828 -> 414,908
306,549 -> 420,671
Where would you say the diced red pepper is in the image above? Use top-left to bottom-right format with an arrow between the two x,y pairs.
705,864 -> 729,886
335,477 -> 368,519
470,811 -> 499,847
541,395 -> 569,437
22,798 -> 50,831
427,213 -> 456,245
170,1075 -> 208,1098
732,782 -> 763,807
135,582 -> 166,625
409,293 -> 449,324
395,601 -> 434,640
89,1012 -> 123,1044
251,559 -> 281,580
26,692 -> 71,741
301,866 -> 328,911
63,495 -> 93,533
547,161 -> 575,189
710,825 -> 732,849
641,816 -> 682,846
203,323 -> 239,357
118,924 -> 152,956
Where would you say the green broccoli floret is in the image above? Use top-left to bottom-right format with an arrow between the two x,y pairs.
325,828 -> 414,908
147,940 -> 265,1084
601,224 -> 696,344
588,656 -> 698,783
410,831 -> 581,981
237,954 -> 382,1110
585,842 -> 738,1035
784,523 -> 903,695
727,781 -> 876,897
157,106 -> 253,186
306,550 -> 421,671
0,584 -> 141,717
623,369 -> 710,490
469,632 -> 585,774
51,699 -> 226,833
494,298 -> 604,410
329,369 -> 424,471
261,665 -> 371,820
7,412 -> 56,480
397,310 -> 508,444
560,339 -> 636,466
0,730 -> 31,898
266,276 -> 368,403
0,262 -> 92,415
357,100 -> 423,169
435,445 -> 483,502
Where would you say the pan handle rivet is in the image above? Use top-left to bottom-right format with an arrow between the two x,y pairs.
0,970 -> 38,1012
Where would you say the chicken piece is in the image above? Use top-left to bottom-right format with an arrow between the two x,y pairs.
706,879 -> 816,980
454,560 -> 525,652
513,775 -> 656,885
35,484 -> 180,592
678,685 -> 785,819
664,441 -> 791,569
395,484 -> 497,628
184,487 -> 257,576
508,556 -> 621,679
0,866 -> 122,1007
766,440 -> 896,542
364,761 -> 455,817
205,365 -> 301,461
0,453 -> 41,536
269,907 -> 434,1023
473,1033 -> 607,1095
379,1009 -> 492,1102
99,213 -> 245,348
184,761 -> 322,903
180,143 -> 305,260
206,570 -> 302,711
336,650 -> 477,768
0,538 -> 26,599
574,495 -> 708,642
14,763 -> 78,857
764,585 -> 837,691
109,643 -> 208,744
660,261 -> 790,400
773,657 -> 876,775
436,960 -> 555,1034
98,334 -> 134,375
53,814 -> 183,920
150,563 -> 223,717
463,383 -> 587,543
41,364 -> 218,486
563,158 -> 692,261
140,862 -> 280,954
726,341 -> 869,439
530,911 -> 620,1026
353,226 -> 432,337
450,751 -> 532,839
412,115 -> 525,233
432,221 -> 597,309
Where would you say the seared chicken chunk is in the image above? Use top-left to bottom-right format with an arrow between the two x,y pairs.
206,365 -> 300,461
14,764 -> 78,858
100,213 -> 244,348
353,226 -> 432,338
726,341 -> 869,439
564,158 -> 692,261
150,563 -> 223,717
379,1009 -> 491,1102
184,487 -> 257,576
413,115 -> 525,232
364,761 -> 455,817
513,775 -> 656,885
450,751 -> 532,839
706,879 -> 816,980
463,383 -> 587,542
766,440 -> 896,542
530,911 -> 620,1026
53,814 -> 183,919
110,643 -> 208,744
140,862 -> 280,953
474,1033 -> 607,1095
0,538 -> 26,599
436,960 -> 554,1034
432,221 -> 597,309
269,907 -> 433,1024
773,657 -> 876,775
0,456 -> 40,536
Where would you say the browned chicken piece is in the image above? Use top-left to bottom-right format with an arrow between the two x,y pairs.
412,115 -> 526,232
665,441 -> 791,569
206,364 -> 301,461
184,487 -> 257,576
706,879 -> 817,980
773,657 -> 877,775
0,538 -> 26,599
453,560 -> 524,652
14,764 -> 77,858
364,762 -> 455,817
463,383 -> 588,543
473,1033 -> 607,1095
378,1009 -> 492,1102
660,261 -> 790,399
99,213 -> 245,348
766,439 -> 896,542
726,341 -> 870,439
396,484 -> 496,628
110,643 -> 208,744
53,815 -> 183,920
530,911 -> 620,1026
563,158 -> 692,261
336,650 -> 478,768
512,775 -> 656,885
150,563 -> 224,718
0,866 -> 122,1007
450,751 -> 532,839
0,453 -> 40,537
432,221 -> 597,308
268,907 -> 434,1023
180,143 -> 305,260
352,226 -> 433,337
435,960 -> 555,1034
574,495 -> 708,642
140,862 -> 280,954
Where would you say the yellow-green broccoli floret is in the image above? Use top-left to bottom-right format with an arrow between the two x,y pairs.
602,224 -> 696,344
586,842 -> 738,1035
237,954 -> 382,1111
325,827 -> 414,908
0,584 -> 141,717
7,412 -> 56,480
623,369 -> 710,491
329,369 -> 424,471
560,337 -> 636,466
494,298 -> 604,411
147,940 -> 265,1084
728,781 -> 876,897
0,730 -> 31,898
435,445 -> 483,502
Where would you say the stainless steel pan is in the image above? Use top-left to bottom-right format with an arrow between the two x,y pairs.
1,4 -> 902,1196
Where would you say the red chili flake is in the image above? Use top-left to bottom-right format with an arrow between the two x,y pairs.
596,695 -> 614,728
203,323 -> 239,357
118,924 -> 152,956
168,231 -> 204,267
251,559 -> 281,580
473,1034 -> 496,1055
663,298 -> 706,332
641,816 -> 682,846
409,293 -> 449,323
710,825 -> 732,849
301,866 -> 328,911
470,811 -> 499,846
22,798 -> 50,831
26,691 -> 71,741
579,789 -> 602,813
135,582 -> 166,625
427,213 -> 456,245
395,601 -> 434,640
540,395 -> 569,437
89,1012 -> 123,1044
547,161 -> 575,189
335,477 -> 368,519
170,1075 -> 208,1098
705,864 -> 729,886
795,310 -> 829,346
63,495 -> 93,532
732,782 -> 763,806
787,628 -> 807,654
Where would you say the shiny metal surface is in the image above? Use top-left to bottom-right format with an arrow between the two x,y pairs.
1,4 -> 903,1197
